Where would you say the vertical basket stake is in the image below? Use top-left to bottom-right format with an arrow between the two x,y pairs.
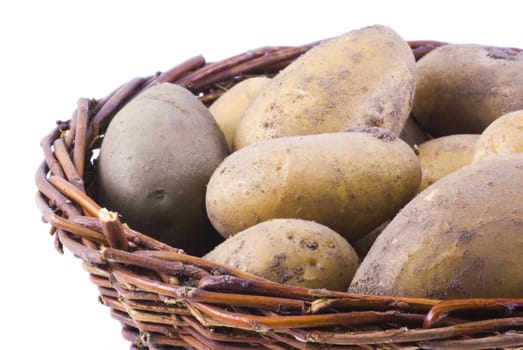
99,208 -> 130,251
73,98 -> 90,179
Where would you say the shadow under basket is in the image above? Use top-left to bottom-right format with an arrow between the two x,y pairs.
36,39 -> 523,350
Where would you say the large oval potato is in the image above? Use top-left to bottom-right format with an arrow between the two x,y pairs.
413,44 -> 523,136
209,76 -> 271,150
206,127 -> 421,243
96,83 -> 229,256
349,154 -> 523,299
416,134 -> 479,192
233,25 -> 417,150
204,219 -> 360,291
473,109 -> 523,162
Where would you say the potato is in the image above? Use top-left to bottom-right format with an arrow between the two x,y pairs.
233,25 -> 417,150
416,134 -> 479,192
349,154 -> 523,299
96,83 -> 229,256
353,220 -> 390,259
206,127 -> 421,243
473,110 -> 523,162
209,76 -> 271,150
412,44 -> 523,136
203,219 -> 360,291
399,116 -> 430,147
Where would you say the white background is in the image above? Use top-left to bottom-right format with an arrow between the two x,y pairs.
2,1 -> 522,349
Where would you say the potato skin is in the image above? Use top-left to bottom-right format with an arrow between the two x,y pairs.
413,44 -> 523,136
206,127 -> 421,243
399,116 -> 430,147
353,220 -> 390,259
473,109 -> 523,162
417,134 -> 479,192
209,77 -> 271,150
96,83 -> 229,256
349,154 -> 523,299
203,219 -> 360,291
233,25 -> 416,150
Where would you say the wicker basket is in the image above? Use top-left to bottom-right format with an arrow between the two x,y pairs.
36,39 -> 523,350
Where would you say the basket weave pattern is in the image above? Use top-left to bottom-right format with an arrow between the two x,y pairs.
36,40 -> 523,349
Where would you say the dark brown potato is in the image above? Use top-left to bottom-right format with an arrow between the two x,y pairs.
96,83 -> 229,256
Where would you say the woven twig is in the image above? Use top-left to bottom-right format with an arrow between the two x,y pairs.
35,39 -> 523,349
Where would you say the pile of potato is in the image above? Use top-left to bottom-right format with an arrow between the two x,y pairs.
95,25 -> 523,298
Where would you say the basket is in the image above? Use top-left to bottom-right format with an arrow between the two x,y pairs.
35,38 -> 523,349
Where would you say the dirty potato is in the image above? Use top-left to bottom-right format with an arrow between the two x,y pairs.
209,76 -> 271,150
349,154 -> 523,299
96,83 -> 229,256
413,44 -> 523,136
416,134 -> 479,192
473,109 -> 523,162
233,25 -> 417,150
206,127 -> 421,244
204,219 -> 360,291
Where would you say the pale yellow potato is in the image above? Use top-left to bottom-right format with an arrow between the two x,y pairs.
417,134 -> 479,192
473,110 -> 523,162
209,76 -> 271,150
413,44 -> 523,136
233,25 -> 417,150
206,127 -> 421,244
349,154 -> 523,299
204,219 -> 360,291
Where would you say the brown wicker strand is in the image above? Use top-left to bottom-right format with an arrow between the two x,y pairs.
99,208 -> 130,251
177,44 -> 318,92
52,138 -> 85,192
69,215 -> 180,252
35,166 -> 80,219
189,301 -> 422,331
56,229 -> 105,264
146,55 -> 206,88
47,175 -> 101,217
180,316 -> 272,345
90,76 -> 149,137
73,98 -> 90,178
424,298 -> 523,328
53,228 -> 64,254
420,331 -> 523,350
408,40 -> 448,60
103,248 -> 211,281
291,317 -> 523,346
40,126 -> 66,179
64,109 -> 77,148
110,268 -> 306,314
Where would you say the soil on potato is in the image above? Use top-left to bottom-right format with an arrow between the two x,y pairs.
344,126 -> 397,142
269,253 -> 305,284
486,47 -> 521,61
